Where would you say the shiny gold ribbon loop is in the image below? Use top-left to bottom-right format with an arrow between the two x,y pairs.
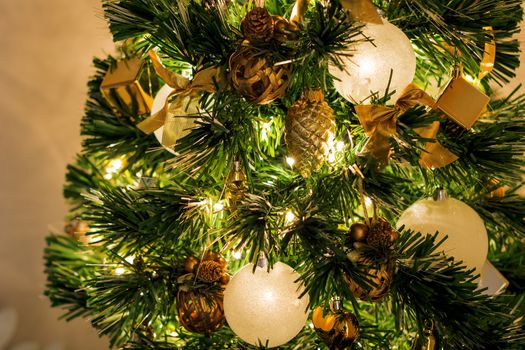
355,84 -> 458,169
137,50 -> 223,148
478,26 -> 496,81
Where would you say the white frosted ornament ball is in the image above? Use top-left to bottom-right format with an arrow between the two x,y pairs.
223,261 -> 309,347
397,196 -> 488,273
329,21 -> 416,103
151,84 -> 200,154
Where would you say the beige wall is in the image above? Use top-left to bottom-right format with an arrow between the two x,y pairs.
0,1 -> 523,349
0,0 -> 111,348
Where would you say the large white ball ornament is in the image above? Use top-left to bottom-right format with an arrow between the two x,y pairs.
151,84 -> 200,154
397,196 -> 488,273
329,21 -> 416,103
224,262 -> 309,347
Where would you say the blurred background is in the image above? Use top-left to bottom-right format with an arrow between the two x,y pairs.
0,0 -> 523,349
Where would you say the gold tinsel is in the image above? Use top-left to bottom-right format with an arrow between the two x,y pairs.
285,88 -> 336,177
229,46 -> 291,104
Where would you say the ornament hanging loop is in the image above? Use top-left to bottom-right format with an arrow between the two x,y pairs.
432,187 -> 448,201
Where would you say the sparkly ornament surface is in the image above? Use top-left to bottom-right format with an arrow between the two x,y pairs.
285,88 -> 336,177
348,223 -> 369,243
312,306 -> 360,349
223,262 -> 309,347
329,21 -> 416,103
397,197 -> 488,272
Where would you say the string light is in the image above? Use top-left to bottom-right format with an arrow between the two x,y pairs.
232,249 -> 243,260
115,267 -> 126,275
104,157 -> 125,179
125,256 -> 134,264
286,157 -> 295,167
336,141 -> 345,151
261,122 -> 271,141
285,209 -> 295,224
213,201 -> 224,212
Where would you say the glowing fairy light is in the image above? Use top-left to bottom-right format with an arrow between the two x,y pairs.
261,122 -> 271,141
104,157 -> 125,179
285,209 -> 295,224
286,157 -> 296,167
232,249 -> 243,260
115,267 -> 126,275
213,201 -> 224,212
125,256 -> 134,264
336,141 -> 345,151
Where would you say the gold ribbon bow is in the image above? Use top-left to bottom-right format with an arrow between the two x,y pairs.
355,84 -> 458,169
137,51 -> 223,148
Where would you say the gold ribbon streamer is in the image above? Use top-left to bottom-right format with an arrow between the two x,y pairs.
478,26 -> 495,81
137,50 -> 223,148
290,0 -> 309,23
355,84 -> 458,169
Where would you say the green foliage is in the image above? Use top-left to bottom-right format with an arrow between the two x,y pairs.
44,0 -> 525,349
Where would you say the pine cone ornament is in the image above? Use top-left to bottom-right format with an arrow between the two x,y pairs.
197,260 -> 224,283
241,7 -> 274,43
285,88 -> 336,177
229,46 -> 291,104
313,306 -> 360,350
366,218 -> 398,249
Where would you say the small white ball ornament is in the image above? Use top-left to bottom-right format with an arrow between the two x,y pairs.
223,259 -> 309,347
396,191 -> 488,273
329,21 -> 416,103
151,84 -> 200,154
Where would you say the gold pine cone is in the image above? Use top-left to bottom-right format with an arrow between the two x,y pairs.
285,88 -> 336,177
241,7 -> 274,43
366,218 -> 398,249
229,46 -> 290,104
197,260 -> 224,283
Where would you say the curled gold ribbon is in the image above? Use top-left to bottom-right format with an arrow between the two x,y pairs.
137,50 -> 223,148
355,84 -> 458,169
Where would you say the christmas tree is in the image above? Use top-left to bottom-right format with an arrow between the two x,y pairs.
44,0 -> 525,348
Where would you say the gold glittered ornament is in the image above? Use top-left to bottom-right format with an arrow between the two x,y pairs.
344,257 -> 394,301
312,297 -> 360,350
229,46 -> 291,104
226,161 -> 247,207
411,320 -> 437,350
285,88 -> 336,177
348,223 -> 369,243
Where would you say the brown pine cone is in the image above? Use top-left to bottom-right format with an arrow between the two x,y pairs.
229,46 -> 290,104
241,7 -> 274,43
366,218 -> 398,249
197,260 -> 224,283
